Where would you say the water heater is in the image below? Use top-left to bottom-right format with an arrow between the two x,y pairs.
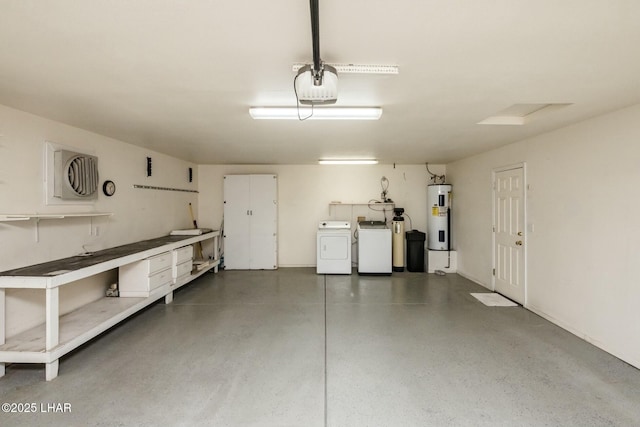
427,184 -> 452,250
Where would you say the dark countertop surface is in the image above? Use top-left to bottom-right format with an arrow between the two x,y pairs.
0,233 -> 214,277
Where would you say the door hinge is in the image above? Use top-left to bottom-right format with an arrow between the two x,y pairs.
492,268 -> 495,276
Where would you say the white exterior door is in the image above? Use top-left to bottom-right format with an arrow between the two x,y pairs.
493,166 -> 526,304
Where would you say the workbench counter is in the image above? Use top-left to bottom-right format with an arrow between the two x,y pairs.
0,232 -> 218,288
0,231 -> 220,380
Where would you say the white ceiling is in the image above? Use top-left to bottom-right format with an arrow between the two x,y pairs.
1,1 -> 639,164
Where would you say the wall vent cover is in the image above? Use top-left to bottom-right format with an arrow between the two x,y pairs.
54,150 -> 99,200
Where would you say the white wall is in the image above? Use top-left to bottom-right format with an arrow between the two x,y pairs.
0,104 -> 198,338
198,164 -> 444,267
446,103 -> 640,369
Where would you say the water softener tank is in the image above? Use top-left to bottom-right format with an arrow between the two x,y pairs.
427,184 -> 452,250
392,208 -> 405,272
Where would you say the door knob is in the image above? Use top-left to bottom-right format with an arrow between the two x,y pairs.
517,231 -> 523,236
515,240 -> 523,246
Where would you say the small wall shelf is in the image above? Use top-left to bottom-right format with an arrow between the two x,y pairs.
0,213 -> 113,242
0,212 -> 113,222
328,202 -> 395,222
329,202 -> 395,207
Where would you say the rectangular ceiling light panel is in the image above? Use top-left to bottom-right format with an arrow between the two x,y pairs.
478,103 -> 572,125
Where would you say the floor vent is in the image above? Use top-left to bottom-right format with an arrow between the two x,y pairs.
54,150 -> 99,200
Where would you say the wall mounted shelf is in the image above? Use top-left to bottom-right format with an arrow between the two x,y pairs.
328,202 -> 395,222
328,202 -> 395,207
0,212 -> 113,222
0,213 -> 113,241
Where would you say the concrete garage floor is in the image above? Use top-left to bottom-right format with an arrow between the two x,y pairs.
1,268 -> 639,426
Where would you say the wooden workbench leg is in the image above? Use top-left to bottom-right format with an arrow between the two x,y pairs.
45,288 -> 59,349
164,291 -> 173,304
46,360 -> 59,381
213,235 -> 219,273
0,289 -> 5,377
45,288 -> 59,380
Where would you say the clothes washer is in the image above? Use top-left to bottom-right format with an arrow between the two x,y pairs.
357,221 -> 392,275
317,221 -> 352,274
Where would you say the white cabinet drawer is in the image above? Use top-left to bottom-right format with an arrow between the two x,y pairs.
172,260 -> 193,282
119,251 -> 172,297
146,252 -> 172,274
149,268 -> 172,290
172,245 -> 193,265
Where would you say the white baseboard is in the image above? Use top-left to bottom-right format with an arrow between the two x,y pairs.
526,303 -> 639,370
456,270 -> 492,290
279,264 -> 315,268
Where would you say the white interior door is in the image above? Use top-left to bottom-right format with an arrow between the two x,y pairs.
493,166 -> 526,304
223,175 -> 251,269
248,175 -> 278,269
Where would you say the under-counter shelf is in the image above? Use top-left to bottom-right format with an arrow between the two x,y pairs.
0,261 -> 222,355
0,293 -> 155,361
167,259 -> 217,302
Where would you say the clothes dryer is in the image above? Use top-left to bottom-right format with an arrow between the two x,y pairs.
317,221 -> 352,274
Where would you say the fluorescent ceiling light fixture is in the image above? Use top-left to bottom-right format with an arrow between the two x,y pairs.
292,63 -> 399,75
318,159 -> 378,165
249,107 -> 382,120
